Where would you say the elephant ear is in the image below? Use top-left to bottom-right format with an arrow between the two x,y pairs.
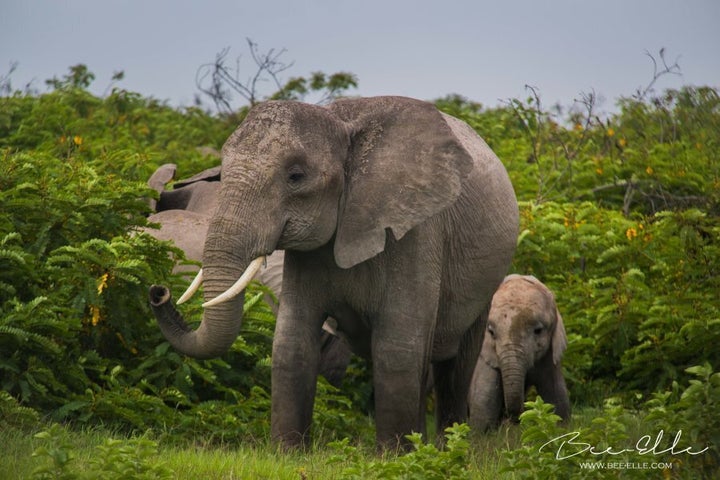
523,275 -> 567,365
551,304 -> 567,365
147,163 -> 177,210
330,97 -> 474,268
173,166 -> 221,189
480,330 -> 499,369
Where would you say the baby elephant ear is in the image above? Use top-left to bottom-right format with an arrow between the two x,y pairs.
552,305 -> 567,365
480,328 -> 499,369
330,97 -> 474,268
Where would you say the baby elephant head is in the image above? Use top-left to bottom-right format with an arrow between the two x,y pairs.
479,274 -> 569,423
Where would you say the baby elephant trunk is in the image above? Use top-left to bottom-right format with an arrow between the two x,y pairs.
499,352 -> 527,420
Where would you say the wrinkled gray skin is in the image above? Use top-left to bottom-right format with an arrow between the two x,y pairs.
468,275 -> 571,431
148,96 -> 519,449
144,166 -> 352,387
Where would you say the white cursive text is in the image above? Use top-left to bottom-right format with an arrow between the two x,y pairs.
539,430 -> 710,461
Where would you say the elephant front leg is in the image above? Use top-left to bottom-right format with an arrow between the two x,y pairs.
271,311 -> 322,449
531,357 -> 571,423
372,332 -> 431,450
468,359 -> 503,431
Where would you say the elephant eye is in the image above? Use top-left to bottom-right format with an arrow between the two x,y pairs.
287,165 -> 306,184
487,325 -> 496,337
533,325 -> 544,335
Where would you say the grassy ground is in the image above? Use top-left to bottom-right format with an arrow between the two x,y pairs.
2,421 -> 520,479
12,407 -> 670,479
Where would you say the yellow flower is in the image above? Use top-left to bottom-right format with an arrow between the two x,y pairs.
646,166 -> 654,175
97,273 -> 109,295
59,135 -> 66,144
574,123 -> 583,131
596,168 -> 603,175
90,305 -> 101,326
73,135 -> 83,146
618,138 -> 627,147
607,128 -> 615,137
626,227 -> 638,241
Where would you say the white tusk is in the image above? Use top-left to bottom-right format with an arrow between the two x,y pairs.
177,268 -> 203,305
202,256 -> 266,308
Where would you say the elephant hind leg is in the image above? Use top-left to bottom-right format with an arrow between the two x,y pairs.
433,309 -> 488,438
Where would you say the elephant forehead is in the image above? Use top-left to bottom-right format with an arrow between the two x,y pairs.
222,101 -> 344,158
490,304 -> 543,341
492,284 -> 546,309
223,117 -> 298,159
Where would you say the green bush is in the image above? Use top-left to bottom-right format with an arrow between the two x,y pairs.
328,423 -> 472,479
501,364 -> 719,479
0,67 -> 285,440
31,424 -> 173,480
511,201 -> 720,401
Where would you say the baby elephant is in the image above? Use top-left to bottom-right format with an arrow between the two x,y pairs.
468,275 -> 570,431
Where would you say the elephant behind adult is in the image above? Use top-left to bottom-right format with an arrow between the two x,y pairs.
468,275 -> 571,431
148,96 -> 519,449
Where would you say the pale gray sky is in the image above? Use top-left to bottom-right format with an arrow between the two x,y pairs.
2,0 -> 718,114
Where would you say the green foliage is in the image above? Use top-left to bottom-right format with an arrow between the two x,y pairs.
644,363 -> 720,475
500,366 -> 719,479
511,201 -> 720,400
440,86 -> 720,215
31,424 -> 173,480
0,389 -> 40,429
271,71 -> 359,104
0,66 -> 284,442
328,423 -> 472,479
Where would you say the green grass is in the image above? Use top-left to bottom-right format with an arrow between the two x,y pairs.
0,408 -> 676,479
2,422 -> 517,479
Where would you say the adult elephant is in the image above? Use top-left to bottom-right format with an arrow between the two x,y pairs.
468,275 -> 571,431
149,96 -> 519,449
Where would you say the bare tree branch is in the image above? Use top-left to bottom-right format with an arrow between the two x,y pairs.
0,61 -> 18,95
634,48 -> 682,101
195,39 -> 294,113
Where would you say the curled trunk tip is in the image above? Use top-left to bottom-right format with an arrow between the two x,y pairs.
149,285 -> 171,307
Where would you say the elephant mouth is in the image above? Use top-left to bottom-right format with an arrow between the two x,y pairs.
176,255 -> 267,307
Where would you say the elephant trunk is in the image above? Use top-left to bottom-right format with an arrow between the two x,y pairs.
149,180 -> 280,359
150,220 -> 267,359
499,350 -> 528,420
150,261 -> 247,359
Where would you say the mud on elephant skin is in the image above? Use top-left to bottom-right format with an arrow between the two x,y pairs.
148,96 -> 519,449
144,166 -> 353,388
468,275 -> 571,432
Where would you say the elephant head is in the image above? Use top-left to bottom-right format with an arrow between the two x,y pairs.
150,97 -> 474,359
477,275 -> 569,422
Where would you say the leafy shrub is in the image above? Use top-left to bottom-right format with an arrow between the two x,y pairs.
500,365 -> 719,479
512,201 -> 720,401
0,390 -> 40,429
328,423 -> 472,479
0,68 -> 286,440
442,86 -> 720,215
31,424 -> 173,480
